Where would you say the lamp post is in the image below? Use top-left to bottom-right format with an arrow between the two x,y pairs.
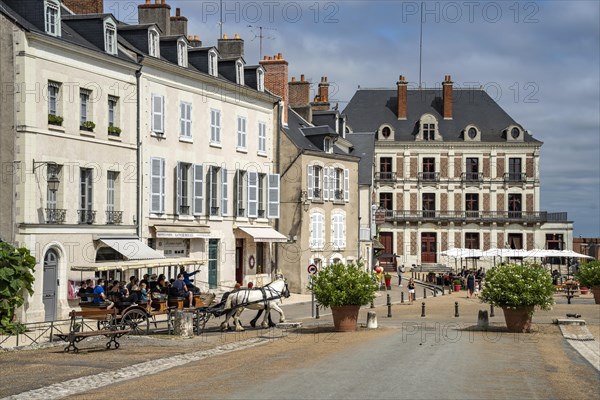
301,190 -> 310,212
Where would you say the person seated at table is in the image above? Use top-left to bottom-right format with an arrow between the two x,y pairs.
83,279 -> 95,302
172,273 -> 193,305
149,274 -> 159,291
93,279 -> 114,310
156,275 -> 169,294
109,280 -> 139,306
77,281 -> 89,302
138,282 -> 152,307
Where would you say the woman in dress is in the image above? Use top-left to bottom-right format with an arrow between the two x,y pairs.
407,278 -> 415,304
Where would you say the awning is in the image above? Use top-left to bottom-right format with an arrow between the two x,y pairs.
153,224 -> 210,238
372,239 -> 385,250
99,237 -> 164,260
71,257 -> 205,272
237,226 -> 287,243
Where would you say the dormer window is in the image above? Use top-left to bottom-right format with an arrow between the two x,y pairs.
417,114 -> 441,141
104,23 -> 117,55
511,127 -> 520,139
208,50 -> 218,77
45,1 -> 60,37
506,125 -> 523,142
464,125 -> 480,141
257,68 -> 265,92
324,137 -> 333,154
236,61 -> 245,85
148,28 -> 160,58
177,39 -> 188,67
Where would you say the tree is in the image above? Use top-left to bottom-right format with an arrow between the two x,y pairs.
0,241 -> 36,334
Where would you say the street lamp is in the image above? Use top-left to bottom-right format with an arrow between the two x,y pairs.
33,160 -> 60,191
300,190 -> 310,212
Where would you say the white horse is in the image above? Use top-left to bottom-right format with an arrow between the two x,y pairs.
220,278 -> 290,332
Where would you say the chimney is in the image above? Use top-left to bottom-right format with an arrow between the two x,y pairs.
217,34 -> 244,59
138,0 -> 171,36
442,74 -> 453,120
289,74 -> 312,122
187,35 -> 202,48
170,7 -> 188,37
259,53 -> 289,124
311,77 -> 330,111
63,0 -> 104,14
397,75 -> 408,120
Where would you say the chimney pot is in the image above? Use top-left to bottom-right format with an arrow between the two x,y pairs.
301,74 -> 305,81
161,0 -> 166,4
155,0 -> 159,4
176,7 -> 180,16
146,0 -> 151,4
291,77 -> 296,82
278,52 -> 282,59
223,34 -> 228,39
194,35 -> 199,40
234,33 -> 240,39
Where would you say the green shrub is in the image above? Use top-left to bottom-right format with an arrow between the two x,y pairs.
310,262 -> 377,308
480,263 -> 554,311
0,242 -> 36,334
48,114 -> 63,125
577,261 -> 600,287
81,121 -> 96,130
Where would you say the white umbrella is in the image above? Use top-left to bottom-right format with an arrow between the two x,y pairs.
441,248 -> 484,258
558,250 -> 594,259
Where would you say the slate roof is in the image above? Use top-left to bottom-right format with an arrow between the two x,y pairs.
346,133 -> 375,185
343,88 -> 541,143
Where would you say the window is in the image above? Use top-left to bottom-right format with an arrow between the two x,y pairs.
177,40 -> 188,67
236,61 -> 245,85
379,193 -> 393,210
465,158 -> 479,181
148,28 -> 160,58
46,164 -> 60,210
422,157 -> 436,180
210,109 -> 221,144
208,50 -> 218,77
423,123 -> 435,140
151,94 -> 164,134
45,1 -> 60,36
235,170 -> 247,217
258,173 -> 266,218
332,212 -> 346,249
379,157 -> 393,180
257,68 -> 265,92
258,122 -> 267,154
207,166 -> 222,216
150,157 -> 165,214
106,171 -> 120,224
105,23 -> 117,55
48,81 -> 60,117
465,193 -> 479,218
308,165 -> 323,200
310,212 -> 325,249
108,96 -> 119,133
176,162 -> 191,215
465,233 -> 480,249
180,102 -> 192,139
468,128 -> 477,139
508,194 -> 522,218
333,168 -> 344,202
80,89 -> 91,125
237,116 -> 247,149
79,168 -> 94,224
508,158 -> 522,181
381,126 -> 391,139
511,127 -> 521,139
422,193 -> 435,218
324,137 -> 332,154
507,233 -> 523,249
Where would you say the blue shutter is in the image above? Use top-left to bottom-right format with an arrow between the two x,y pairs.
193,164 -> 203,215
268,173 -> 280,218
248,171 -> 258,218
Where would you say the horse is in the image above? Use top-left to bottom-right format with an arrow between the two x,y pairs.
220,278 -> 290,331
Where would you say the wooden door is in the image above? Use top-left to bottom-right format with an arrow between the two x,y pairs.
235,239 -> 244,284
421,233 -> 437,263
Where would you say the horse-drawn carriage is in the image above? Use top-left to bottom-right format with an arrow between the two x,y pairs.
79,300 -> 154,335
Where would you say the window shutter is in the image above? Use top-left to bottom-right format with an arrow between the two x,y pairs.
331,215 -> 336,247
268,173 -> 280,218
307,165 -> 313,199
234,170 -> 240,216
323,167 -> 329,201
176,162 -> 182,215
207,167 -> 213,213
221,168 -> 228,216
180,103 -> 185,137
248,171 -> 258,218
344,168 -> 349,202
341,215 -> 346,248
150,158 -> 161,213
193,164 -> 203,215
320,214 -> 325,249
160,158 -> 165,213
152,95 -> 164,133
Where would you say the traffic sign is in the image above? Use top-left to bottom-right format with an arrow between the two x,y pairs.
307,264 -> 318,274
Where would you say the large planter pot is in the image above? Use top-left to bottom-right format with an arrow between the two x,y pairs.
592,287 -> 600,304
454,284 -> 462,292
579,287 -> 589,295
331,305 -> 361,332
502,306 -> 534,333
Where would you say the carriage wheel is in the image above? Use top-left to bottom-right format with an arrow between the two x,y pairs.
97,319 -> 111,330
121,309 -> 147,335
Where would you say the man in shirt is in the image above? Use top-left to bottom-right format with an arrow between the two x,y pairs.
172,273 -> 193,305
180,266 -> 200,294
93,278 -> 114,309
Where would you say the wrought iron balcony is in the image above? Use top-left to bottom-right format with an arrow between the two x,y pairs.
106,210 -> 123,225
418,172 -> 440,182
461,172 -> 483,182
210,206 -> 220,216
311,188 -> 323,202
258,209 -> 265,218
384,210 -> 568,224
77,209 -> 96,224
237,208 -> 246,217
45,208 -> 67,224
333,189 -> 344,203
375,171 -> 397,181
179,205 -> 190,215
504,172 -> 527,183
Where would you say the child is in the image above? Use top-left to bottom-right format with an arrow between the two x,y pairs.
139,282 -> 152,309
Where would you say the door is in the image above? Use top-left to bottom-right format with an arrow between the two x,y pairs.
235,239 -> 244,284
43,249 -> 58,321
208,239 -> 219,289
421,233 -> 437,263
379,232 -> 394,270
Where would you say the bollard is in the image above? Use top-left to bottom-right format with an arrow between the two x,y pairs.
421,302 -> 426,317
477,310 -> 489,329
315,304 -> 320,319
454,301 -> 459,318
401,292 -> 405,303
424,287 -> 427,299
387,293 -> 391,305
387,293 -> 392,317
490,304 -> 495,318
366,311 -> 378,329
370,300 -> 375,309
434,288 -> 437,297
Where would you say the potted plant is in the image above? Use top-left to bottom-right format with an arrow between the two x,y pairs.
576,260 -> 600,304
480,263 -> 554,333
48,114 -> 63,126
384,273 -> 392,290
452,279 -> 462,292
80,121 -> 96,132
310,261 -> 378,332
108,125 -> 122,136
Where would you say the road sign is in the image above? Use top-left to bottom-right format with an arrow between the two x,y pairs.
307,264 -> 318,274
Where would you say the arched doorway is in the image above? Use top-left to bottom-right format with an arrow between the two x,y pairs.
43,249 -> 59,321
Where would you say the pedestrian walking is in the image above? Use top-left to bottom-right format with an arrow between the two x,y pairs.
407,278 -> 415,304
397,264 -> 405,286
467,271 -> 476,298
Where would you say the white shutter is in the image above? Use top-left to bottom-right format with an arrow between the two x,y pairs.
344,168 -> 349,202
268,174 -> 280,218
235,170 -> 241,216
307,165 -> 313,200
176,162 -> 182,215
221,168 -> 228,216
152,95 -> 164,133
180,103 -> 185,137
207,167 -> 213,214
187,103 -> 192,137
248,171 -> 258,218
331,215 -> 336,247
341,215 -> 346,248
150,157 -> 162,213
193,164 -> 203,215
319,214 -> 325,249
323,167 -> 329,201
160,159 -> 165,212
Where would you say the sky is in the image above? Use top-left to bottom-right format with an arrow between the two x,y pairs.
105,0 -> 600,238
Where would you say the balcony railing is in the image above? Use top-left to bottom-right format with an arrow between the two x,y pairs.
504,172 -> 527,183
237,208 -> 246,217
258,209 -> 265,218
384,210 -> 568,223
179,205 -> 190,216
461,172 -> 483,182
210,206 -> 220,216
45,208 -> 67,224
311,188 -> 323,202
106,210 -> 123,225
333,189 -> 344,203
418,172 -> 440,182
375,171 -> 397,181
77,209 -> 96,224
